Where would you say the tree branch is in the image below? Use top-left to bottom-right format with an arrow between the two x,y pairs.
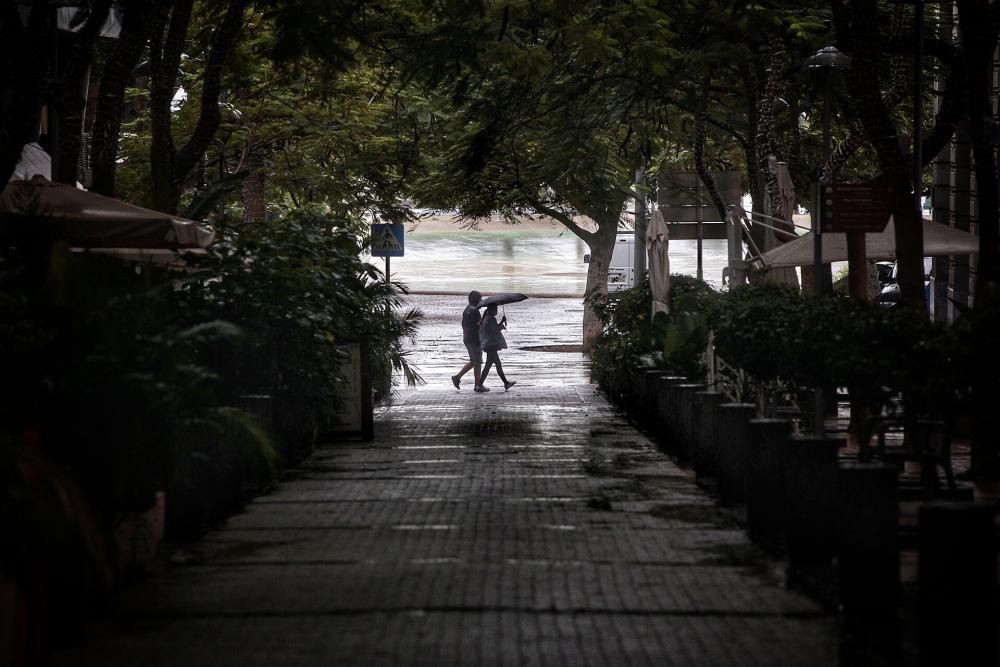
175,0 -> 250,180
522,194 -> 595,243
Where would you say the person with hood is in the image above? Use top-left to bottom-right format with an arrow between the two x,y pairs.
479,303 -> 516,391
452,290 -> 489,392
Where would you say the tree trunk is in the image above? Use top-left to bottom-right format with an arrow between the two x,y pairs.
148,0 -> 192,213
962,2 -> 1000,477
147,0 -> 248,214
754,42 -> 786,251
525,197 -> 624,352
54,2 -> 113,185
742,59 -> 766,242
241,159 -> 267,222
836,0 -> 924,309
582,221 -> 618,350
90,0 -> 163,196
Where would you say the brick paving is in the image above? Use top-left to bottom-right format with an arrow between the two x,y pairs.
56,383 -> 837,666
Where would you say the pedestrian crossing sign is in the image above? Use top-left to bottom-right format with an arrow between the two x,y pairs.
370,223 -> 405,257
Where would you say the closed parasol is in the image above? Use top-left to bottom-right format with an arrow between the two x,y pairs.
646,209 -> 670,315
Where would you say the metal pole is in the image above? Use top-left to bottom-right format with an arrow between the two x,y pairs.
696,178 -> 704,281
634,166 -> 647,284
810,71 -> 835,436
804,45 -> 852,436
913,0 -> 925,219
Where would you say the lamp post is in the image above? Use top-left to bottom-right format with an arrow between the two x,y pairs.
806,46 -> 852,294
805,45 -> 851,436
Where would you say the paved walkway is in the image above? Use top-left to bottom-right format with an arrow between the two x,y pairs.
57,384 -> 837,666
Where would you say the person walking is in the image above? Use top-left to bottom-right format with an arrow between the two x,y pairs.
479,303 -> 516,391
452,290 -> 489,392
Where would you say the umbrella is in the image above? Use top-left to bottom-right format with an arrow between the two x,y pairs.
477,292 -> 529,308
0,176 -> 214,249
646,209 -> 670,315
757,216 -> 980,269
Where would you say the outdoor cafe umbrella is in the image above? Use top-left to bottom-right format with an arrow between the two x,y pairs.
646,208 -> 670,315
755,215 -> 980,269
477,292 -> 529,308
0,176 -> 215,249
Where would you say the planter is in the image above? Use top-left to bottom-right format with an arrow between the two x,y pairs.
782,435 -> 840,589
716,403 -> 756,506
653,376 -> 687,454
692,391 -> 724,479
637,370 -> 674,431
746,418 -> 793,553
673,383 -> 706,464
919,502 -> 998,666
836,462 -> 898,628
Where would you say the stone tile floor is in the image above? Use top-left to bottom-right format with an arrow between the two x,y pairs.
56,383 -> 838,666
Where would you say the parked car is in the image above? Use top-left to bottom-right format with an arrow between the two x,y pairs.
877,258 -> 932,308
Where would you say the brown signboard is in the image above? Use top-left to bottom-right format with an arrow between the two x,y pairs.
658,171 -> 741,223
821,183 -> 893,233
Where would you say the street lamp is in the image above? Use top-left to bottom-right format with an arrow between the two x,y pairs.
805,45 -> 851,437
806,46 -> 852,295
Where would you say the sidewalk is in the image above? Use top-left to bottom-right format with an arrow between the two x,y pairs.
56,383 -> 837,666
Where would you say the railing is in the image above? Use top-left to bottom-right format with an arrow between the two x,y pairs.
724,205 -> 811,288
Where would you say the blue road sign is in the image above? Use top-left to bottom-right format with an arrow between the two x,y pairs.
370,223 -> 405,257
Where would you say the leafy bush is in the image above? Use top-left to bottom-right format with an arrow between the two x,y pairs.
709,284 -> 968,417
0,249 -> 228,522
587,275 -> 719,396
180,208 -> 422,458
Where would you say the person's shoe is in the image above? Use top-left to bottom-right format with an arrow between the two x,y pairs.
504,380 -> 517,391
474,385 -> 490,393
451,375 -> 461,390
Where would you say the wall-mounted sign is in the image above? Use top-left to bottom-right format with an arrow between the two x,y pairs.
370,223 -> 405,257
821,184 -> 893,233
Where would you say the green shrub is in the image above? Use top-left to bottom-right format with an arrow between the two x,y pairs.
709,284 -> 967,416
180,208 -> 422,459
587,275 -> 719,395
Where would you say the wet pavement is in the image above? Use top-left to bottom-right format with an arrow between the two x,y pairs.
398,294 -> 590,392
55,296 -> 838,666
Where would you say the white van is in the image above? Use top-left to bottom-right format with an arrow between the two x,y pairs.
608,233 -> 636,292
584,233 -> 636,293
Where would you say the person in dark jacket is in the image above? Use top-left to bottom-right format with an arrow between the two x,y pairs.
452,290 -> 489,392
479,303 -> 516,391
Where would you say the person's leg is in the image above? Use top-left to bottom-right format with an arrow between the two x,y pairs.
473,347 -> 483,385
492,354 -> 508,384
458,345 -> 482,389
480,354 -> 494,384
453,358 -> 474,389
493,352 -> 515,390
